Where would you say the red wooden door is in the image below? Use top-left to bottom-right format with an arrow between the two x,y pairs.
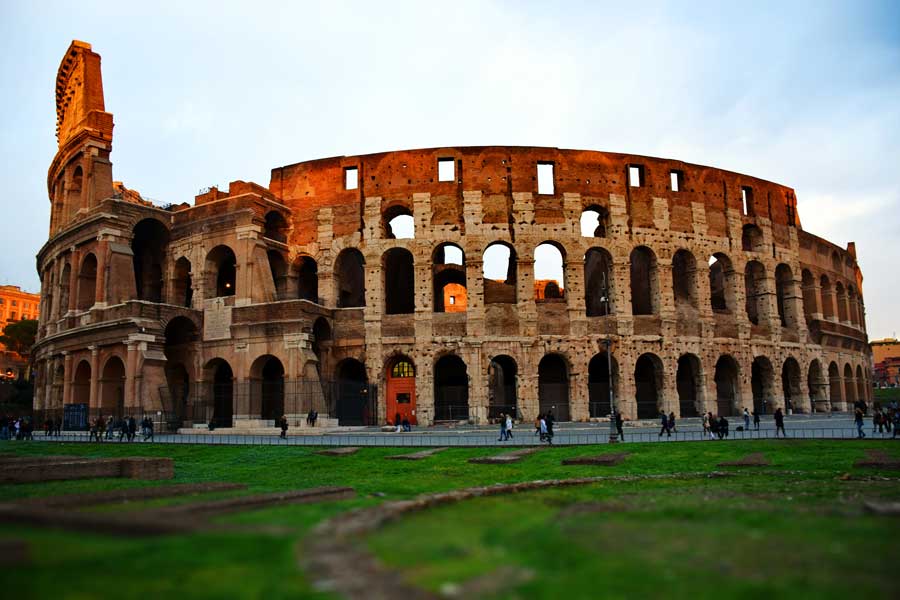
386,359 -> 417,425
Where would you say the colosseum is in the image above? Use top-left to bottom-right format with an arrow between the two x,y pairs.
32,41 -> 873,431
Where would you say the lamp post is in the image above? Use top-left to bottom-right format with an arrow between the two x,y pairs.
601,273 -> 618,443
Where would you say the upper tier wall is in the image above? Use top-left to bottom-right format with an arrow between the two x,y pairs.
269,146 -> 800,244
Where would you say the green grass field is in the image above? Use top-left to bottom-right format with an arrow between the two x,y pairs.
1,440 -> 898,599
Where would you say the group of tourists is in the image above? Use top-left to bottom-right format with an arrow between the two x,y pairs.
86,415 -> 153,442
42,418 -> 63,436
535,411 -> 555,444
657,411 -> 678,437
702,412 -> 731,439
1,416 -> 34,440
497,412 -> 514,441
855,400 -> 899,439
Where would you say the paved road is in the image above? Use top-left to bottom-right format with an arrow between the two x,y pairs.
15,414 -> 895,447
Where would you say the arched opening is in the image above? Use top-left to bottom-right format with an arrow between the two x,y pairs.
538,354 -> 570,421
99,356 -> 126,418
820,275 -> 834,320
334,248 -> 366,308
488,355 -> 518,420
534,242 -> 566,301
672,249 -> 698,317
433,243 -> 466,313
206,358 -> 233,427
383,247 -> 415,314
172,257 -> 193,308
335,358 -> 371,426
807,360 -> 827,413
709,253 -> 735,312
384,205 -> 414,239
856,365 -> 865,402
741,224 -> 764,252
580,206 -> 609,238
828,362 -> 842,409
835,282 -> 848,323
68,166 -> 83,219
295,256 -> 319,303
58,263 -> 71,317
263,211 -> 288,243
164,317 -> 197,422
744,261 -> 767,326
250,355 -> 285,421
676,354 -> 701,417
714,355 -> 739,416
483,242 -> 517,304
584,247 -> 614,316
434,354 -> 469,421
843,363 -> 856,406
635,353 -> 664,419
751,356 -> 775,414
831,251 -> 842,272
801,269 -> 816,326
72,360 -> 91,406
775,264 -> 797,329
76,253 -> 97,311
847,286 -> 859,326
588,351 -> 618,418
311,317 -> 332,375
132,219 -> 169,303
386,355 -> 417,425
781,357 -> 802,412
206,245 -> 237,298
630,246 -> 658,315
267,250 -> 289,300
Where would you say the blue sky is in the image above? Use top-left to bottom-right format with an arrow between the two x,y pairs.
1,1 -> 898,338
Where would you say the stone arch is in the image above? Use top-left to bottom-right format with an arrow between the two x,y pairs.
580,205 -> 609,238
488,355 -> 518,420
206,245 -> 237,298
781,357 -> 802,412
807,359 -> 827,412
584,247 -> 614,316
534,242 -> 566,300
630,246 -> 659,315
204,358 -> 234,427
58,262 -> 71,317
294,255 -> 319,303
634,353 -> 664,419
855,364 -> 865,405
72,359 -> 91,406
751,356 -> 775,414
741,224 -> 764,252
744,260 -> 767,326
714,355 -> 740,416
267,250 -> 289,300
831,251 -> 842,272
672,249 -> 699,318
99,355 -> 126,418
775,264 -> 796,328
383,247 -> 415,314
819,275 -> 834,320
588,351 -> 618,417
828,361 -> 842,409
801,269 -> 816,326
843,363 -> 856,406
835,281 -> 848,322
334,248 -> 366,308
384,204 -> 414,239
538,353 -> 570,421
249,354 -> 285,421
172,257 -> 193,308
847,285 -> 859,326
434,354 -> 469,421
76,253 -> 97,311
709,253 -> 736,312
433,243 -> 466,313
483,241 -> 517,304
335,358 -> 371,426
263,210 -> 289,243
132,218 -> 169,303
311,317 -> 332,375
676,353 -> 702,417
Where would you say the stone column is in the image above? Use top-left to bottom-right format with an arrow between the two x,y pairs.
62,352 -> 72,407
124,341 -> 138,413
89,346 -> 100,417
93,241 -> 108,308
464,257 -> 485,338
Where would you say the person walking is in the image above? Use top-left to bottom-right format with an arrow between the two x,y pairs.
142,416 -> 154,442
893,409 -> 900,439
105,417 -> 114,440
718,415 -> 729,439
535,413 -> 543,440
752,410 -> 761,431
854,408 -> 866,439
505,413 -> 514,440
615,410 -> 624,441
128,415 -> 137,442
280,415 -> 289,439
743,407 -> 751,431
702,413 -> 710,437
498,412 -> 508,442
774,407 -> 786,438
658,411 -> 670,438
546,411 -> 555,442
668,411 -> 677,434
539,414 -> 549,444
873,410 -> 884,435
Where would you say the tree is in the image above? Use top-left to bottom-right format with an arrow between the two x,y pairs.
0,319 -> 38,356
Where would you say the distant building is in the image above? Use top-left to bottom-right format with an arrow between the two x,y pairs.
872,338 -> 900,387
0,285 -> 40,379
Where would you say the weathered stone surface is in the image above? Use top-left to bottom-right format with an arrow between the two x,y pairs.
386,447 -> 448,460
317,447 -> 360,456
0,456 -> 174,483
562,452 -> 629,466
468,447 -> 541,464
854,449 -> 900,470
717,452 -> 771,467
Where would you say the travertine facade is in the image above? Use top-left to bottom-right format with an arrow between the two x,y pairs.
32,41 -> 873,428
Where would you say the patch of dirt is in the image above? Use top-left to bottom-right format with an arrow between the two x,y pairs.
854,449 -> 900,469
468,447 -> 541,464
22,482 -> 246,508
152,486 -> 355,518
317,447 -> 360,456
717,452 -> 770,467
562,452 -> 629,466
386,448 -> 448,461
